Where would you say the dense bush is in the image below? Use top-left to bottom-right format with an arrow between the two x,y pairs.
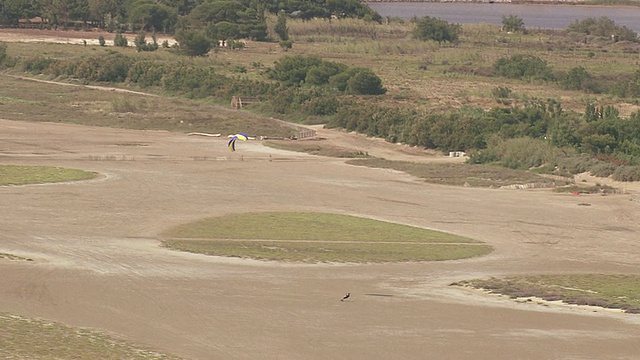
114,32 -> 128,47
469,137 -> 574,170
493,54 -> 554,81
22,56 -> 58,73
0,42 -> 7,64
567,17 -> 638,42
301,96 -> 340,116
501,15 -> 526,33
610,71 -> 640,98
73,53 -> 130,82
127,61 -> 165,87
269,55 -> 324,86
613,166 -> 640,181
175,30 -> 211,57
559,66 -> 600,93
268,55 -> 386,95
345,67 -> 387,95
134,33 -> 159,52
412,16 -> 459,43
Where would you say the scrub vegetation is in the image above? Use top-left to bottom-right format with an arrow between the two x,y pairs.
454,275 -> 640,314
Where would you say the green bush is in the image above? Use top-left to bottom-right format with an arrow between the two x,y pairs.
0,42 -> 8,65
568,17 -> 638,42
127,61 -> 165,87
301,96 -> 340,116
275,11 -> 289,41
501,15 -> 526,33
345,67 -> 387,95
412,16 -> 459,43
22,56 -> 58,73
134,33 -> 159,52
268,55 -> 323,86
114,32 -> 128,47
612,165 -> 640,181
279,40 -> 293,50
98,35 -> 106,46
493,54 -> 555,81
491,86 -> 512,99
472,137 -> 570,170
589,161 -> 617,177
175,30 -> 211,57
73,54 -> 131,82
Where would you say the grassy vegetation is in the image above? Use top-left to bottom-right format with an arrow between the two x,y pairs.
264,139 -> 370,158
0,165 -> 96,186
453,275 -> 640,314
161,212 -> 492,263
347,158 -> 568,188
0,75 -> 297,138
0,252 -> 30,261
0,313 -> 181,359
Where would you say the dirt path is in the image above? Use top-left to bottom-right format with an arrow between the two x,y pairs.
2,118 -> 640,360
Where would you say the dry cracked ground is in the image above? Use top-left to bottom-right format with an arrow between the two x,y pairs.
2,117 -> 640,360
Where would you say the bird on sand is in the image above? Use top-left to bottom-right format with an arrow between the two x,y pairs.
341,293 -> 350,301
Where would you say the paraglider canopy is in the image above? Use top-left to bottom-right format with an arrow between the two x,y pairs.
227,132 -> 248,152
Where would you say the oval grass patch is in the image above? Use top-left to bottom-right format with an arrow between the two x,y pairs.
161,212 -> 492,263
0,165 -> 96,186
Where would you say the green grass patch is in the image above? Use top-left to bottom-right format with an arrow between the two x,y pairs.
346,159 -> 566,188
0,313 -> 181,359
453,274 -> 640,314
161,212 -> 491,263
0,165 -> 96,186
264,140 -> 370,158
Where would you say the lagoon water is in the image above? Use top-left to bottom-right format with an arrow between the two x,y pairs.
367,2 -> 640,32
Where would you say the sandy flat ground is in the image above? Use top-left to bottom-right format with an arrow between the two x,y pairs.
0,28 -> 177,46
1,27 -> 640,359
1,117 -> 640,360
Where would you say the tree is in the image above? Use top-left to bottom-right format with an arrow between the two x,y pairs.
346,67 -> 386,95
176,29 -> 211,57
328,67 -> 386,95
128,0 -> 177,32
114,31 -> 128,47
274,11 -> 289,41
412,16 -> 459,43
501,15 -> 525,33
134,32 -> 158,51
268,55 -> 323,86
1,0 -> 41,25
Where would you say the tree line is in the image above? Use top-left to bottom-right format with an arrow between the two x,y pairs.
0,0 -> 381,33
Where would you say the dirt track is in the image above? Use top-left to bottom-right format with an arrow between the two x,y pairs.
1,117 -> 640,359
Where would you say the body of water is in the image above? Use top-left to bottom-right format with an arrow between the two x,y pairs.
367,2 -> 640,33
